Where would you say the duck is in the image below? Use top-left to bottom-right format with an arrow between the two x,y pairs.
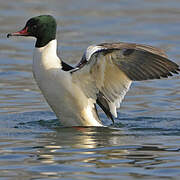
7,15 -> 179,127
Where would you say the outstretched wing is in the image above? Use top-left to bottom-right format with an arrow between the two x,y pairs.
72,42 -> 179,122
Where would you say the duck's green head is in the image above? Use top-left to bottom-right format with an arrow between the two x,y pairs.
7,15 -> 57,48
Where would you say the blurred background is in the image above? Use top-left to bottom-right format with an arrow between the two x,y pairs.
0,0 -> 180,179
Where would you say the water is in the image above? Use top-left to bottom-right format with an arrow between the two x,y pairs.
0,0 -> 180,179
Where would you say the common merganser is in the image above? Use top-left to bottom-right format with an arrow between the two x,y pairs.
7,15 -> 179,126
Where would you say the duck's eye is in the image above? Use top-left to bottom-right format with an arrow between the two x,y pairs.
32,24 -> 37,30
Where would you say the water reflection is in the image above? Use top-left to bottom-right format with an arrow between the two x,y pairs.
27,127 -> 180,178
0,113 -> 180,179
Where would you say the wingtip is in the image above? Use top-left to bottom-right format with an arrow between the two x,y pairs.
171,69 -> 179,74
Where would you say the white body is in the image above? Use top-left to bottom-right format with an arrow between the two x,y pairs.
33,40 -> 103,126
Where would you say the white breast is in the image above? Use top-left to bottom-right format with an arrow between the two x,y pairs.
32,40 -> 103,126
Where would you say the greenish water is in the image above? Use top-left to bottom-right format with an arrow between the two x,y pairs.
0,0 -> 180,179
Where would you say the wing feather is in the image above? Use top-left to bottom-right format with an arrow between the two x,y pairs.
72,42 -> 179,122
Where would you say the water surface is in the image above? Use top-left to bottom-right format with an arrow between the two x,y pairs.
0,0 -> 180,179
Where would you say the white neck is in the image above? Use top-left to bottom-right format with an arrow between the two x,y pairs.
32,39 -> 63,87
33,39 -> 62,70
